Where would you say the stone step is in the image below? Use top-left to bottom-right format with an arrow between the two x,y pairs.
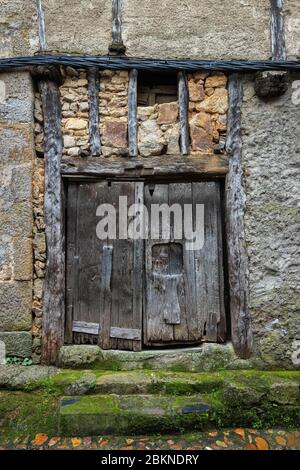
61,370 -> 224,396
59,394 -> 213,435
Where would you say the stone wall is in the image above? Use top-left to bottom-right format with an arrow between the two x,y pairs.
60,70 -> 89,157
0,72 -> 35,358
188,72 -> 228,154
284,0 -> 300,59
242,72 -> 300,369
137,102 -> 180,157
100,70 -> 129,158
122,0 -> 271,60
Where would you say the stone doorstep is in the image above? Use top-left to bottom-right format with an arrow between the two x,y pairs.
58,342 -> 252,372
59,394 -> 212,436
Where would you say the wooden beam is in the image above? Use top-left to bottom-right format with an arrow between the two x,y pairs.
61,154 -> 228,179
270,0 -> 286,61
178,72 -> 190,155
88,67 -> 101,156
39,77 -> 65,365
225,74 -> 253,359
128,69 -> 138,157
36,0 -> 47,51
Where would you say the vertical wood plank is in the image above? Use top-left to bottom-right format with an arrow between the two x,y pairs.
128,69 -> 138,157
36,0 -> 47,51
65,183 -> 78,343
132,182 -> 144,351
39,78 -> 65,365
88,67 -> 101,156
112,0 -> 123,45
270,0 -> 286,61
226,74 -> 253,359
98,243 -> 113,349
178,71 -> 189,156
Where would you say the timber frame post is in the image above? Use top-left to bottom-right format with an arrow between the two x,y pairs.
225,74 -> 253,359
38,67 -> 65,365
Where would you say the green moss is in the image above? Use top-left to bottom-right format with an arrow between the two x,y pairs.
0,391 -> 60,442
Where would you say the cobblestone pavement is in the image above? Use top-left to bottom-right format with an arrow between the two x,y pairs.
1,429 -> 299,450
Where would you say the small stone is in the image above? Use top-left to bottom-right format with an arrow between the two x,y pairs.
190,125 -> 213,153
67,147 -> 80,157
63,135 -> 76,148
65,118 -> 87,131
197,88 -> 228,114
275,436 -> 286,446
31,434 -> 48,446
205,74 -> 227,88
188,80 -> 205,102
157,102 -> 178,124
77,79 -> 88,87
190,112 -> 213,135
205,87 -> 215,96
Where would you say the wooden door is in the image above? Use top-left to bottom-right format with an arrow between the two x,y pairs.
66,181 -> 143,351
144,182 -> 226,346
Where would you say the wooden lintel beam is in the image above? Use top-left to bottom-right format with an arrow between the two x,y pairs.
61,155 -> 228,179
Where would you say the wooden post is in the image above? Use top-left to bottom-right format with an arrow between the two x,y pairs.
178,72 -> 189,155
110,0 -> 126,54
36,0 -> 47,51
88,67 -> 101,156
270,0 -> 286,61
225,74 -> 253,359
38,71 -> 65,365
128,69 -> 138,157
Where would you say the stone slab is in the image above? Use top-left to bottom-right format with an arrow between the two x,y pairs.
0,332 -> 32,358
0,282 -> 32,331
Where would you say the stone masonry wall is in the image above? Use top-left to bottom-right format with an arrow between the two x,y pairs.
242,73 -> 300,369
100,70 -> 129,158
0,72 -> 35,358
137,102 -> 180,157
188,72 -> 228,154
60,70 -> 89,157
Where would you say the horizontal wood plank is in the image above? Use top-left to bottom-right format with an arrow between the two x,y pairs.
72,321 -> 100,335
61,155 -> 228,179
110,327 -> 141,341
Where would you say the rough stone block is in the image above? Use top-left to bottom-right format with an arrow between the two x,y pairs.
0,72 -> 34,123
0,200 -> 33,238
0,124 -> 35,164
0,2 -> 38,57
44,0 -> 112,55
0,236 -> 13,281
0,332 -> 32,358
13,238 -> 33,281
123,0 -> 270,59
268,380 -> 300,405
0,281 -> 32,331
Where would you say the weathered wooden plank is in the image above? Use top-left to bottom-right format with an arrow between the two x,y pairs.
128,69 -> 138,157
178,72 -> 190,155
72,321 -> 100,335
65,183 -> 78,344
111,0 -> 123,45
144,184 -> 175,344
36,0 -> 47,51
38,78 -> 65,365
192,182 -> 225,342
88,67 -> 101,156
132,182 -> 144,351
98,244 -> 113,349
271,0 -> 286,61
61,154 -> 229,178
110,327 -> 141,341
226,74 -> 253,359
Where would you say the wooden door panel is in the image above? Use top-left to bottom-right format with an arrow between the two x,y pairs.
66,181 -> 143,350
144,181 -> 225,346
